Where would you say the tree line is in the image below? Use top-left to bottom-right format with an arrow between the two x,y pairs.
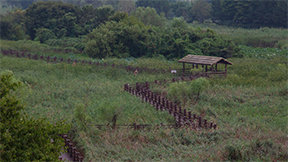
1,0 -> 287,28
0,1 -> 242,59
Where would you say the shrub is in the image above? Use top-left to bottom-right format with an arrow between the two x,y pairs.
85,17 -> 240,59
224,145 -> 243,160
34,28 -> 56,43
189,77 -> 210,100
45,37 -> 86,52
84,17 -> 151,58
0,71 -> 69,161
167,78 -> 209,106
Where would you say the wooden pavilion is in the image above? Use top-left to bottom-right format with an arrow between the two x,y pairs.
178,55 -> 232,75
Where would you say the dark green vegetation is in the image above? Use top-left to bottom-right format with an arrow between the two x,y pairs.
2,0 -> 287,28
1,1 -> 287,59
0,1 -> 240,59
0,0 -> 287,161
1,40 -> 287,160
192,23 -> 288,49
0,71 -> 69,161
85,16 -> 239,59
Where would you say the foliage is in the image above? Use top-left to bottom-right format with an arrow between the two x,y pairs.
238,45 -> 288,58
0,9 -> 28,40
167,78 -> 209,106
84,17 -> 153,58
0,45 -> 287,160
44,37 -> 86,52
131,7 -> 166,27
191,0 -> 212,23
0,71 -> 69,161
72,103 -> 91,132
34,28 -> 56,43
25,1 -> 80,39
212,0 -> 287,28
196,37 -> 241,58
0,1 -> 115,40
85,16 -> 239,59
192,23 -> 288,48
2,0 -> 287,29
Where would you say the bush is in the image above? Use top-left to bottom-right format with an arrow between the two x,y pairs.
167,78 -> 209,106
85,17 -> 240,59
84,17 -> 151,58
34,28 -> 56,43
0,71 -> 69,161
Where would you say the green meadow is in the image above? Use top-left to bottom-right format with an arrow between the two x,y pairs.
1,40 -> 287,161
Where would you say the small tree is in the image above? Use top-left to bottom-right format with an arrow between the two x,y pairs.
167,78 -> 209,107
189,77 -> 210,102
0,71 -> 69,161
34,28 -> 56,43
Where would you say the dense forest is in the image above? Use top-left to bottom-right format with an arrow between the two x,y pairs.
1,0 -> 287,28
1,0 -> 286,59
0,1 -> 243,59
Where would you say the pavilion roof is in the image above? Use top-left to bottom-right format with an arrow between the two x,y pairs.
178,55 -> 232,65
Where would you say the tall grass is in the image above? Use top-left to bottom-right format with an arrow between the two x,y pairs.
192,23 -> 288,49
0,40 -> 287,161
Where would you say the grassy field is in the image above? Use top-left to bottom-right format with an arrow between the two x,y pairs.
192,23 -> 288,49
0,40 -> 287,161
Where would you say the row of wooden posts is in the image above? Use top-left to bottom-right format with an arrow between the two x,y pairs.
1,49 -> 168,74
60,134 -> 84,162
123,82 -> 217,130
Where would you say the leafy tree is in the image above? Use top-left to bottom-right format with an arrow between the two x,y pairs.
84,17 -> 153,58
0,71 -> 69,161
25,1 -> 80,39
170,1 -> 193,22
0,9 -> 28,40
77,5 -> 115,34
211,0 -> 288,28
136,0 -> 173,18
167,78 -> 209,106
191,0 -> 212,23
132,7 -> 167,26
85,15 -> 240,59
34,28 -> 56,43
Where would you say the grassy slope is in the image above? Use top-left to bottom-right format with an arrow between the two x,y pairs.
0,40 -> 287,160
192,23 -> 288,49
0,55 -> 175,124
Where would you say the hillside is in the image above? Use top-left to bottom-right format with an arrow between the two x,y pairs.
1,41 -> 287,160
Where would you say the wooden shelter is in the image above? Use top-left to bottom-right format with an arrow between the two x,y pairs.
178,55 -> 232,75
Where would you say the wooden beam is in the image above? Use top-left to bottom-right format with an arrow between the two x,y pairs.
183,63 -> 185,74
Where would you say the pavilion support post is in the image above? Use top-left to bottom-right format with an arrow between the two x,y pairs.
183,63 -> 185,74
205,65 -> 208,72
215,64 -> 218,72
192,64 -> 194,69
